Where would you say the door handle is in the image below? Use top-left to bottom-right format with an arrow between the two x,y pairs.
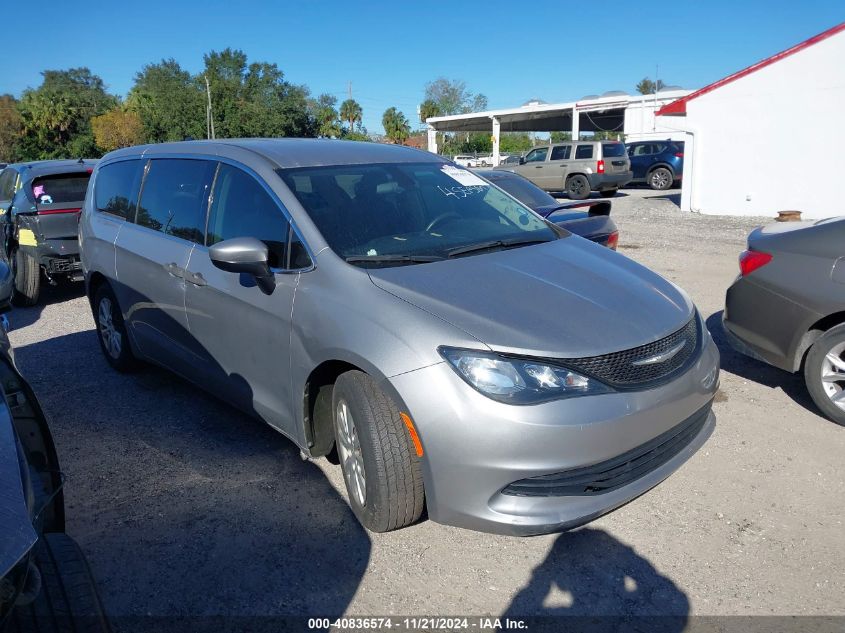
184,271 -> 207,287
535,165 -> 543,168
164,262 -> 184,278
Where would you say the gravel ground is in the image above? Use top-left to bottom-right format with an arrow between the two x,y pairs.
6,188 -> 844,623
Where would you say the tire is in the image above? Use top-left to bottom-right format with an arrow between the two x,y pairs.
12,248 -> 41,307
332,370 -> 425,532
93,284 -> 138,372
804,325 -> 845,426
9,533 -> 111,633
599,188 -> 617,198
648,167 -> 673,190
566,174 -> 590,200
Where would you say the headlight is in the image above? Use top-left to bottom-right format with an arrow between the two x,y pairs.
439,347 -> 612,404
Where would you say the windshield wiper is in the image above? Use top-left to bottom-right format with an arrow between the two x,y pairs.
345,254 -> 445,265
446,237 -> 554,258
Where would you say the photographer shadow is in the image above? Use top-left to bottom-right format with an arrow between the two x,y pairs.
503,528 -> 688,632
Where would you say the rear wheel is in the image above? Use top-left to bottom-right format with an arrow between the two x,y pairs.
93,284 -> 138,372
599,188 -> 617,198
12,248 -> 41,307
804,325 -> 845,426
333,371 -> 424,532
566,175 -> 590,200
648,167 -> 673,190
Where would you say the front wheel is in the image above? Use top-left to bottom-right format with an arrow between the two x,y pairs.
804,325 -> 845,426
333,371 -> 425,532
12,248 -> 41,306
93,284 -> 138,372
648,167 -> 673,190
566,175 -> 590,200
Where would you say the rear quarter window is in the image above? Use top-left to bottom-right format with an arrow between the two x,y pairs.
95,160 -> 144,219
601,143 -> 626,158
574,145 -> 594,159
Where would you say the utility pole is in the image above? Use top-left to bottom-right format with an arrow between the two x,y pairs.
205,75 -> 216,140
348,81 -> 352,100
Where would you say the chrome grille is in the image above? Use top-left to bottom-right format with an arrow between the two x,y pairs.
560,317 -> 699,388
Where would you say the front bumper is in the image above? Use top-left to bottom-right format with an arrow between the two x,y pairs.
389,331 -> 719,536
588,171 -> 633,191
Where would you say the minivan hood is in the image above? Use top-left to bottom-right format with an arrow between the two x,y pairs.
367,237 -> 694,359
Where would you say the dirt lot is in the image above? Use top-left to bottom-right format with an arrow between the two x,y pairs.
7,189 -> 844,623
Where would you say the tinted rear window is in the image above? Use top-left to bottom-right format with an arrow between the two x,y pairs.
32,173 -> 90,206
601,143 -> 626,158
95,160 -> 143,219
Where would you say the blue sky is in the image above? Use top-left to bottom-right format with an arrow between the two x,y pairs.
1,1 -> 842,134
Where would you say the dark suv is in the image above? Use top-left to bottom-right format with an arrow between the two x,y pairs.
0,160 -> 96,305
626,140 -> 684,190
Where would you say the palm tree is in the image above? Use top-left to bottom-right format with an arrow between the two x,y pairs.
339,99 -> 363,132
382,107 -> 410,145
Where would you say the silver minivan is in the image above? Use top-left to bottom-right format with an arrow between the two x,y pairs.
80,139 -> 718,535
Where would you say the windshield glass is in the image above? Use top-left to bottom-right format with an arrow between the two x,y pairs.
485,173 -> 557,210
278,162 -> 557,262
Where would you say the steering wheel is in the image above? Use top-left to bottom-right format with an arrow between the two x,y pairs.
426,212 -> 462,232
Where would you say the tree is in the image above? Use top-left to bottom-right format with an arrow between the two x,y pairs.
201,48 -> 313,139
17,68 -> 117,159
424,78 -> 488,115
418,99 -> 441,123
636,77 -> 666,95
128,59 -> 205,143
339,99 -> 362,132
382,107 -> 410,144
0,95 -> 23,162
92,108 -> 144,151
550,131 -> 572,143
310,94 -> 342,138
499,132 -> 533,154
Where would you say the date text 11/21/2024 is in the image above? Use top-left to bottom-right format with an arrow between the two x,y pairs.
307,617 -> 529,631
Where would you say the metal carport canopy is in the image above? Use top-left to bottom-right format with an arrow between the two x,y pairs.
426,99 -> 627,133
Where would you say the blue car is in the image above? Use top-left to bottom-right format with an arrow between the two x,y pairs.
626,140 -> 684,190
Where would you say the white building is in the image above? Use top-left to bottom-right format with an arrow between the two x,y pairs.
657,22 -> 845,219
425,90 -> 693,165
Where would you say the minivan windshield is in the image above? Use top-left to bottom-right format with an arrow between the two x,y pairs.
279,162 -> 559,264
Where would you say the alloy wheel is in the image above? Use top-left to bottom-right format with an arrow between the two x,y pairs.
98,297 -> 122,360
821,341 -> 845,412
651,169 -> 671,189
335,399 -> 367,505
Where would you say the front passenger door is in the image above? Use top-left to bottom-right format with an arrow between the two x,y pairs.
183,163 -> 308,439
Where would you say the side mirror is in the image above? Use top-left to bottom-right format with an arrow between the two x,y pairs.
518,156 -> 526,165
209,237 -> 275,294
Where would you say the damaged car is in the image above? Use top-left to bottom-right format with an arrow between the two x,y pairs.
0,160 -> 96,305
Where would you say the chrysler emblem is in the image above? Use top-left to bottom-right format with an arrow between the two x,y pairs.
632,340 -> 687,366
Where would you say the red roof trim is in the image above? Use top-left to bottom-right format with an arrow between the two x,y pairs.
657,21 -> 845,116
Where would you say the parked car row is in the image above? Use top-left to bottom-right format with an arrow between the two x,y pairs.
494,140 -> 632,199
488,138 -> 685,197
